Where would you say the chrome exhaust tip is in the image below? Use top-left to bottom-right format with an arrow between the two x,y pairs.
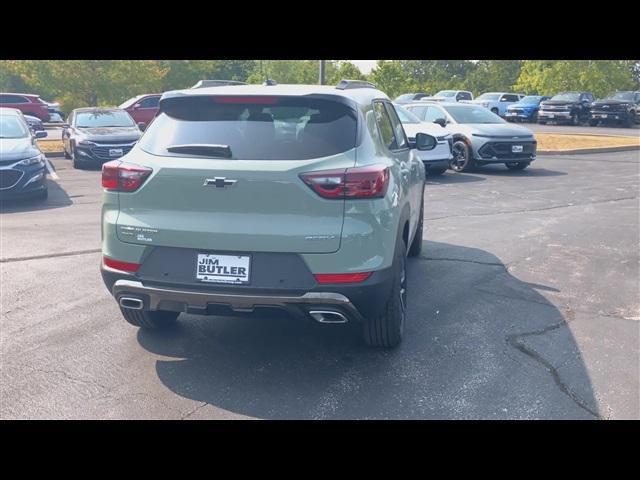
119,296 -> 144,310
309,310 -> 348,324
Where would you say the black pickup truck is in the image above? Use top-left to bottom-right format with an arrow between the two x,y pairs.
589,91 -> 640,128
538,91 -> 595,125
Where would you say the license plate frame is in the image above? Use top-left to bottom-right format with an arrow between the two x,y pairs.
196,253 -> 251,285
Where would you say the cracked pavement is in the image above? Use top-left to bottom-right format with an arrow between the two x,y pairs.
1,151 -> 638,419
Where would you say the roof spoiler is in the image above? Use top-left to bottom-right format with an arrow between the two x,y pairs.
191,80 -> 248,89
335,79 -> 376,90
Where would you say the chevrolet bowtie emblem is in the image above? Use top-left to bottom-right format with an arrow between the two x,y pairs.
204,177 -> 237,188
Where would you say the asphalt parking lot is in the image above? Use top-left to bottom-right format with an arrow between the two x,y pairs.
1,151 -> 639,419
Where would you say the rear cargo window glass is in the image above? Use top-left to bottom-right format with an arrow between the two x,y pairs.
139,96 -> 358,160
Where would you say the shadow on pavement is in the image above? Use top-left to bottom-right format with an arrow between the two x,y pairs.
473,165 -> 568,177
137,241 -> 598,419
0,178 -> 72,213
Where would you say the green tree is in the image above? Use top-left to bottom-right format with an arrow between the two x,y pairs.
462,60 -> 523,95
397,60 -> 477,94
368,61 -> 416,98
5,60 -> 168,114
246,60 -> 319,84
514,60 -> 638,97
160,60 -> 256,90
325,61 -> 366,84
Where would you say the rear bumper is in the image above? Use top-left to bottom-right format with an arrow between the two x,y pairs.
102,263 -> 395,323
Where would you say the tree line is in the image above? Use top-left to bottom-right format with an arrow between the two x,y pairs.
1,60 -> 638,114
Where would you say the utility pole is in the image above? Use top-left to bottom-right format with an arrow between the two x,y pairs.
319,60 -> 326,85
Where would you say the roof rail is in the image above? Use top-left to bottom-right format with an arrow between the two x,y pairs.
191,80 -> 247,89
335,79 -> 376,90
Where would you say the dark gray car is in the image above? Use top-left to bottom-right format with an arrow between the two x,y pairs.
62,108 -> 142,169
0,107 -> 49,201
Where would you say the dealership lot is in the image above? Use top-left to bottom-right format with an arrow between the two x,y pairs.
1,151 -> 638,419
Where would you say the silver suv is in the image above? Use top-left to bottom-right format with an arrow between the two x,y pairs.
101,80 -> 437,347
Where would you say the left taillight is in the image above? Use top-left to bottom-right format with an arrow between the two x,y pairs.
102,161 -> 152,192
300,165 -> 390,199
103,256 -> 140,273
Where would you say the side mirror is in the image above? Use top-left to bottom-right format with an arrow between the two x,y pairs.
137,122 -> 146,131
35,130 -> 48,139
415,132 -> 437,151
133,103 -> 142,109
433,117 -> 447,128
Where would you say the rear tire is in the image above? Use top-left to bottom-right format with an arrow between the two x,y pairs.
408,201 -> 423,258
363,240 -> 407,348
538,120 -> 547,125
589,119 -> 599,127
491,108 -> 499,115
622,113 -> 634,128
506,162 -> 529,171
120,308 -> 179,329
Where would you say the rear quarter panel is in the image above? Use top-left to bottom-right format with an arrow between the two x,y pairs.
303,104 -> 421,274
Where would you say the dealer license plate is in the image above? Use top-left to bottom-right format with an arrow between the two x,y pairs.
512,145 -> 524,153
109,148 -> 124,157
196,254 -> 250,284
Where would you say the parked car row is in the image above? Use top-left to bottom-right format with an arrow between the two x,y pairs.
0,93 -> 64,123
398,89 -> 640,128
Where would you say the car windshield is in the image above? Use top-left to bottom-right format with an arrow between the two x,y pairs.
76,111 -> 135,128
393,104 -> 422,124
605,92 -> 635,101
443,105 -> 505,124
551,93 -> 580,102
395,94 -> 415,102
435,91 -> 456,98
139,96 -> 358,160
476,93 -> 501,101
0,114 -> 30,138
519,96 -> 542,104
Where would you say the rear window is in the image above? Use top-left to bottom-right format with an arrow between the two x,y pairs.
139,96 -> 358,160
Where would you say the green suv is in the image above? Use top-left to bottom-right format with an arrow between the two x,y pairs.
101,80 -> 434,347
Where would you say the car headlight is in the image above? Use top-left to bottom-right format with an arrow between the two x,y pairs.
78,140 -> 95,146
19,153 -> 46,166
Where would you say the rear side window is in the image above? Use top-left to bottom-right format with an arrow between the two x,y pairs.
140,96 -> 358,160
0,95 -> 29,104
373,102 -> 398,151
139,96 -> 160,108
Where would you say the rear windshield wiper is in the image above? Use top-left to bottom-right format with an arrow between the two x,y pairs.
166,144 -> 232,158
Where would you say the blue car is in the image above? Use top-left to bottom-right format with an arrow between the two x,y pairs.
0,108 -> 49,201
505,95 -> 551,123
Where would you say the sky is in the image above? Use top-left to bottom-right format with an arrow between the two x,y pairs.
350,60 -> 377,74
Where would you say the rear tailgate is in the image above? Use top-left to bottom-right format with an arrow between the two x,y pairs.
114,92 -> 359,254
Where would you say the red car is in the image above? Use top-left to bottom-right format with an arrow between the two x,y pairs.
118,94 -> 161,128
0,93 -> 51,122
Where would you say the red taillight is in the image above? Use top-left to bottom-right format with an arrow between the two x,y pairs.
300,165 -> 389,199
213,96 -> 278,104
314,272 -> 372,284
102,161 -> 152,192
103,256 -> 140,273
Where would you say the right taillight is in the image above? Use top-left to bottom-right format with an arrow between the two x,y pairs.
102,161 -> 152,192
300,165 -> 389,199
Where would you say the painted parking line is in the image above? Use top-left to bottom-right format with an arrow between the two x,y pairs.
45,158 -> 59,180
